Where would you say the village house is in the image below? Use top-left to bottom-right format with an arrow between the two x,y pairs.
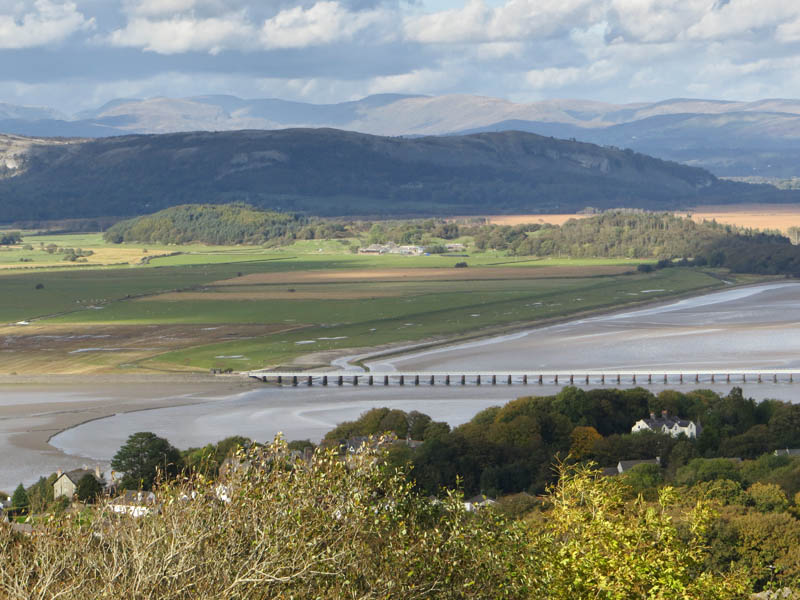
53,466 -> 106,499
774,448 -> 800,457
357,242 -> 427,256
445,243 -> 466,252
631,410 -> 700,439
464,494 -> 497,511
358,243 -> 389,254
396,245 -> 425,255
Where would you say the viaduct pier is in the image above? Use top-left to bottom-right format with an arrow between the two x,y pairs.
246,370 -> 799,387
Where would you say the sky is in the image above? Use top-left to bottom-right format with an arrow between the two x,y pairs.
2,0 -> 800,114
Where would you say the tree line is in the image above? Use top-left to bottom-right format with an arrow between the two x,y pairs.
103,205 -> 800,276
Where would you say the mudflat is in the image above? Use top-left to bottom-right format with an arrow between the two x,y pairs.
0,375 -> 257,492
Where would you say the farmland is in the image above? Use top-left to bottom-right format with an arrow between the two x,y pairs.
0,227 -> 737,374
481,205 -> 800,235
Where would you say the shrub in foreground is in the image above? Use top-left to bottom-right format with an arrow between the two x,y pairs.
0,440 -> 749,599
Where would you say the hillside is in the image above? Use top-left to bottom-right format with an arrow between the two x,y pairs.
4,94 -> 800,176
0,128 -> 788,222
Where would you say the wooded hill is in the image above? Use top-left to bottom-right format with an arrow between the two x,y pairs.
1,128 -> 793,222
482,212 -> 800,275
103,204 -> 307,245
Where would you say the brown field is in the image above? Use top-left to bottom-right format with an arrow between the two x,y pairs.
0,246 -> 151,269
681,204 -> 800,234
475,205 -> 800,235
144,290 -> 402,301
212,265 -> 632,286
480,214 -> 590,226
0,323 -> 300,374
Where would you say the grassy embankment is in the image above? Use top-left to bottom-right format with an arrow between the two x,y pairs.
0,232 -> 742,374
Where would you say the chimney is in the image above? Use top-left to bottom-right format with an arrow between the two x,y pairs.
661,409 -> 668,418
649,412 -> 655,420
57,469 -> 62,477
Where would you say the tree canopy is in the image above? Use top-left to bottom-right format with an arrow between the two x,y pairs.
11,483 -> 28,511
111,432 -> 182,490
76,474 -> 103,503
103,203 -> 306,245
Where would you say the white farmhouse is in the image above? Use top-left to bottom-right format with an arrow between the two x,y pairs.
631,411 -> 700,439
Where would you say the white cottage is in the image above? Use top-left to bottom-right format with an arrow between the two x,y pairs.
631,411 -> 700,439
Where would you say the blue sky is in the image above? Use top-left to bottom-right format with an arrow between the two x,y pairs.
2,0 -> 800,113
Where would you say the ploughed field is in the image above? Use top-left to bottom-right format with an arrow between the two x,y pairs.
0,232 -> 733,374
484,205 -> 800,234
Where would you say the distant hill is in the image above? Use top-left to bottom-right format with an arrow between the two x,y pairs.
3,94 -> 800,176
0,128 -> 790,222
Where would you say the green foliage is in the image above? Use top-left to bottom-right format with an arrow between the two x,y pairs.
499,211 -> 800,275
111,431 -> 182,490
104,203 -> 306,245
0,231 -> 22,245
11,483 -> 28,511
536,465 -> 748,598
746,482 -> 790,513
620,463 -> 663,499
677,458 -> 742,487
688,479 -> 748,506
0,440 -> 749,599
26,474 -> 56,513
724,510 -> 800,589
76,474 -> 103,503
323,407 -> 447,444
286,439 -> 315,453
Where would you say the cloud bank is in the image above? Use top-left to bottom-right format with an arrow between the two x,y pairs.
1,0 -> 800,111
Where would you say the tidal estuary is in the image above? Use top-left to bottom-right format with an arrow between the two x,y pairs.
3,281 -> 800,491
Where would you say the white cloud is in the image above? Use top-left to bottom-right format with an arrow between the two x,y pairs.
261,2 -> 387,49
685,1 -> 800,42
367,67 -> 458,94
106,1 -> 390,54
10,0 -> 800,113
405,0 -> 600,44
776,18 -> 800,44
607,0 -> 800,44
606,0 -> 705,44
525,60 -> 618,90
0,0 -> 93,48
124,0 -> 198,17
107,13 -> 255,53
473,41 -> 523,60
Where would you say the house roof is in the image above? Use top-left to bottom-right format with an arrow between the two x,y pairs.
638,417 -> 694,429
618,458 -> 660,472
465,494 -> 497,505
57,468 -> 105,486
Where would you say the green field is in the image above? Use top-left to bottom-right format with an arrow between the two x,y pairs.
0,231 -> 740,374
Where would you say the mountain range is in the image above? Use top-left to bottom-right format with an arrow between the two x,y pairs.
2,94 -> 800,178
4,128 -> 786,223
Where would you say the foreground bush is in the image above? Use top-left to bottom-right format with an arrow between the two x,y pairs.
0,440 -> 749,599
